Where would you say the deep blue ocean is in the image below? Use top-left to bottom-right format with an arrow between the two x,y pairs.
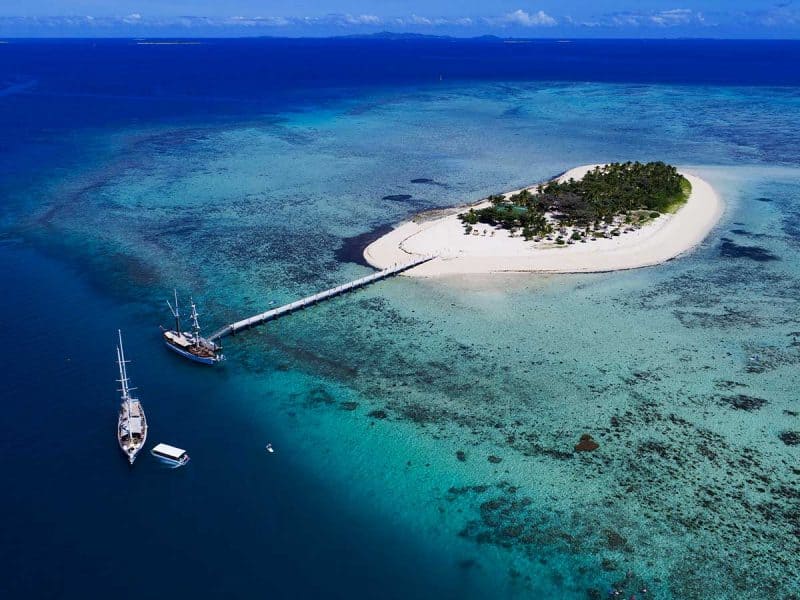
1,39 -> 799,599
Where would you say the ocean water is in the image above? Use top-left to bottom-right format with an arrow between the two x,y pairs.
1,39 -> 799,599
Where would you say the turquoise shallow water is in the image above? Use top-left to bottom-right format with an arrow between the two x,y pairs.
3,51 -> 800,598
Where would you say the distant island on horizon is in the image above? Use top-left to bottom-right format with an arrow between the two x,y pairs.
5,33 -> 798,42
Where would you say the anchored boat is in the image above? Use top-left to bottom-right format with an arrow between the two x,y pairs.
161,291 -> 224,365
116,331 -> 148,465
151,443 -> 190,467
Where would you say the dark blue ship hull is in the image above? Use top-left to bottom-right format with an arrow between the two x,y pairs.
163,339 -> 218,365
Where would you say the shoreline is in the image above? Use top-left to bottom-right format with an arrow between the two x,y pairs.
363,165 -> 723,277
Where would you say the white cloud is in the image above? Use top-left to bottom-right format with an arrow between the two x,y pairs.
649,8 -> 695,25
224,13 -> 382,27
604,8 -> 705,28
500,9 -> 557,27
408,14 -> 433,26
226,16 -> 291,27
749,7 -> 800,26
341,14 -> 381,26
391,14 -> 474,27
12,7 -> 800,34
386,14 -> 475,27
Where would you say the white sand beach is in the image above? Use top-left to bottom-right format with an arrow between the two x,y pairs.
364,165 -> 723,277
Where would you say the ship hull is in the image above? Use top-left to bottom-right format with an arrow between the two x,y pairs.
118,404 -> 147,465
151,453 -> 190,468
163,339 -> 218,365
118,440 -> 144,464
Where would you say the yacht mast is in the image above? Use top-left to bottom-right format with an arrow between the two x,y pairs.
117,330 -> 133,443
117,335 -> 129,401
167,289 -> 181,332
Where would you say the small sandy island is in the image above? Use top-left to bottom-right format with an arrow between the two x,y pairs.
364,164 -> 722,277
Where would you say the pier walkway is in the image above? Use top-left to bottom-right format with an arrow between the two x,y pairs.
208,255 -> 434,341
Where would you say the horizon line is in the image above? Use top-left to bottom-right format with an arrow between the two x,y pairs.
2,33 -> 800,41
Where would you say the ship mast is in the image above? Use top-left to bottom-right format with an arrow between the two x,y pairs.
117,330 -> 133,443
189,298 -> 201,346
166,289 -> 181,332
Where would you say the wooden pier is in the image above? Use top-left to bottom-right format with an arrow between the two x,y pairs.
208,255 -> 435,341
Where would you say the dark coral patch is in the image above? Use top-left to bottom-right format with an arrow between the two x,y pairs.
305,387 -> 335,407
720,239 -> 779,262
575,434 -> 599,452
456,450 -> 467,461
410,178 -> 446,187
718,394 -> 768,411
382,194 -> 413,201
488,455 -> 503,464
368,409 -> 388,419
730,228 -> 768,239
601,558 -> 617,571
400,402 -> 441,424
448,485 -> 489,497
603,529 -> 630,552
335,224 -> 393,267
779,431 -> 799,446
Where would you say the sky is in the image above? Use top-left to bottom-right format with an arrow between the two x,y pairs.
0,1 -> 799,38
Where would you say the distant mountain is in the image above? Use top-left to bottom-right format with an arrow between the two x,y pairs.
338,31 -> 504,42
339,31 -> 451,40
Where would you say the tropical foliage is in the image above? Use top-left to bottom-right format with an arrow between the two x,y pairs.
459,162 -> 691,239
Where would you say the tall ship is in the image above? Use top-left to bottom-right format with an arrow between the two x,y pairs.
161,291 -> 224,366
116,330 -> 148,464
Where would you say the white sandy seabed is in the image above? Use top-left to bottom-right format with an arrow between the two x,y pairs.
364,164 -> 724,277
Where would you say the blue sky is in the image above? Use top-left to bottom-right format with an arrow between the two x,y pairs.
1,1 -> 799,37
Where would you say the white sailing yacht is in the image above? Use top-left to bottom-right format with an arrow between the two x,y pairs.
116,330 -> 148,464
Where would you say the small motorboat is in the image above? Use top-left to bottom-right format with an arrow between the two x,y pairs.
151,443 -> 190,467
265,443 -> 274,453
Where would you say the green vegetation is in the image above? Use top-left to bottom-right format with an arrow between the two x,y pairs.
459,162 -> 691,239
665,176 -> 693,213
